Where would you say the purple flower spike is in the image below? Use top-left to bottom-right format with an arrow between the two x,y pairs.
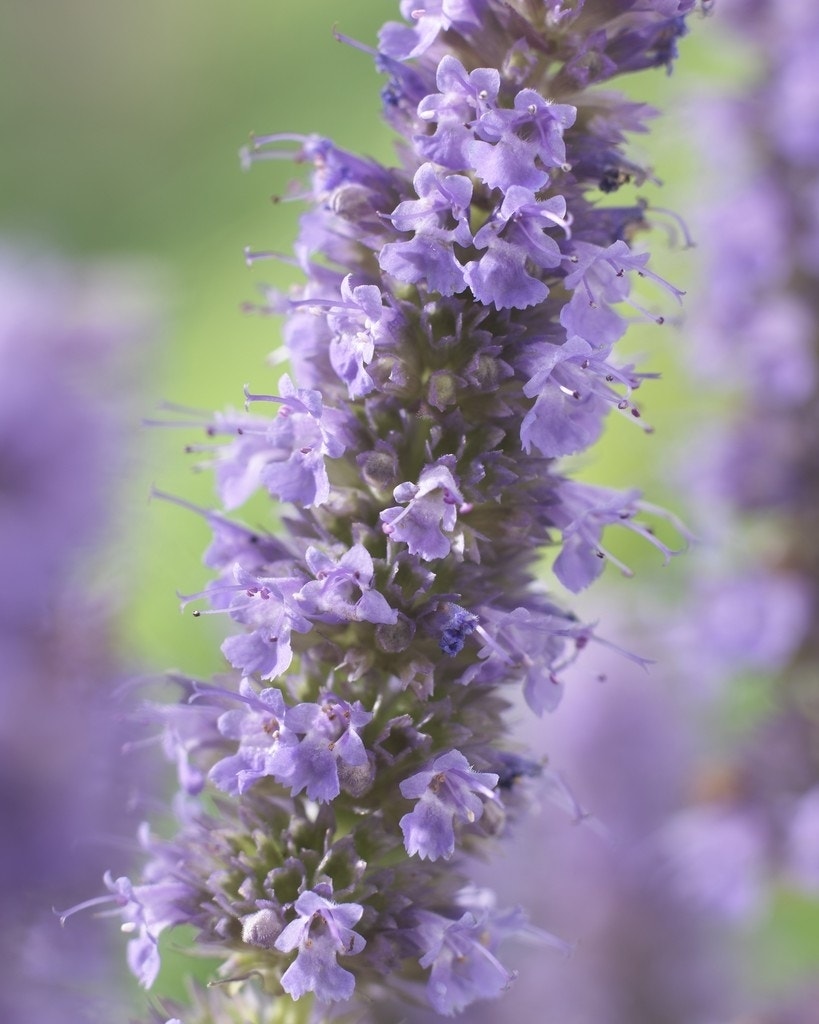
275,889 -> 366,1003
400,749 -> 499,860
108,1 -> 697,1016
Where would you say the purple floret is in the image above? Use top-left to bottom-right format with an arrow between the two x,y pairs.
103,871 -> 196,989
379,0 -> 486,60
551,481 -> 686,592
469,89 -> 577,193
248,374 -> 352,507
416,55 -> 500,169
380,456 -> 466,561
219,567 -> 310,680
379,163 -> 473,296
275,889 -> 366,1003
464,188 -> 567,309
519,336 -> 650,457
326,275 -> 399,398
400,749 -> 499,860
284,696 -> 373,803
207,678 -> 296,795
296,544 -> 397,626
205,375 -> 351,511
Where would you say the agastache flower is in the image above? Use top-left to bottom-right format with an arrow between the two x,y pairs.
106,2 -> 697,1019
413,909 -> 516,1015
275,889 -> 366,1002
207,678 -> 293,795
400,750 -> 500,860
380,456 -> 468,560
297,543 -> 398,625
379,163 -> 474,295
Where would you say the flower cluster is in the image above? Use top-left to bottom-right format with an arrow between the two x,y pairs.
103,2 -> 697,1019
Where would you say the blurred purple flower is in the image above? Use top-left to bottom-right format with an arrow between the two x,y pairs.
0,247 -> 157,1023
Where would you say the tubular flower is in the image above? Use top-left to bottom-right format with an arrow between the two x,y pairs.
113,1 -> 697,1019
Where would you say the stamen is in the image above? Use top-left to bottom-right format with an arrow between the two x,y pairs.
243,247 -> 290,267
54,894 -> 117,927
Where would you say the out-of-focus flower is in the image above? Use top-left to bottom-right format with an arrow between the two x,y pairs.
665,0 -> 819,920
0,247 -> 158,1023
